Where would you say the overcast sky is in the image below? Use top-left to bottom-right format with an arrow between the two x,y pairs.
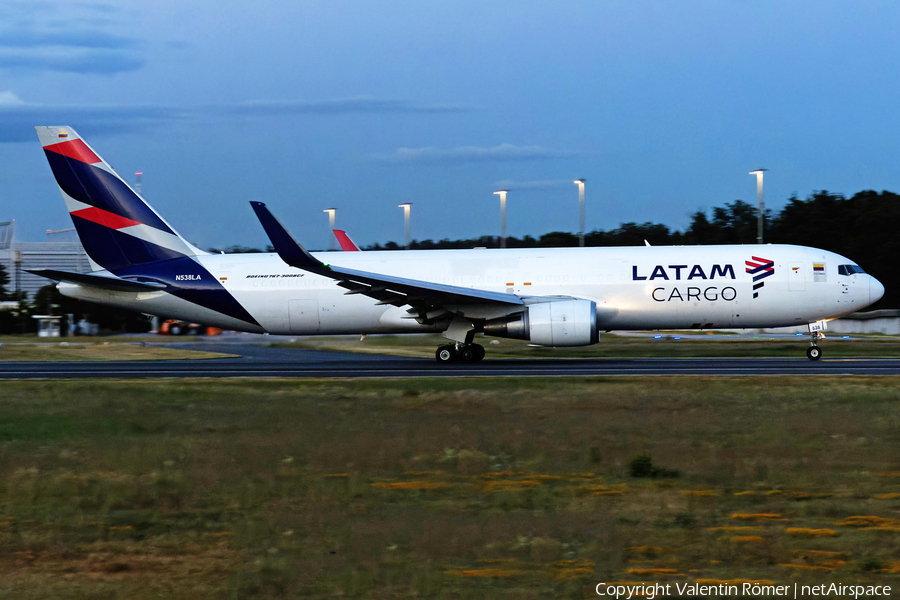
1,0 -> 898,250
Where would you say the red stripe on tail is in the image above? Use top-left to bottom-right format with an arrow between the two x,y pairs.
44,139 -> 101,164
71,206 -> 141,230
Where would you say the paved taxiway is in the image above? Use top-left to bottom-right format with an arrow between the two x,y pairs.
1,342 -> 899,378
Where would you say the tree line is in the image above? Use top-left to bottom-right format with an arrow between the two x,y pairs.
0,189 -> 895,333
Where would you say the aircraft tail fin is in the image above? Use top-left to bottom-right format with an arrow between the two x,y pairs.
35,126 -> 206,271
333,229 -> 361,251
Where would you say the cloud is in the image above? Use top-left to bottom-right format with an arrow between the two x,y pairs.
370,143 -> 573,164
0,30 -> 136,50
0,95 -> 470,143
0,48 -> 144,75
0,99 -> 180,142
221,97 -> 470,116
0,2 -> 142,75
0,91 -> 24,106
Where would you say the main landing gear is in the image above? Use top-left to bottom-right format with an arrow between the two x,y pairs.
435,343 -> 486,363
806,331 -> 823,361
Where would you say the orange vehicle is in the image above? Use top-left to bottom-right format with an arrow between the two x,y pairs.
158,319 -> 223,336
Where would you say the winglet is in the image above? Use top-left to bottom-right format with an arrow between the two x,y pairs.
249,201 -> 327,271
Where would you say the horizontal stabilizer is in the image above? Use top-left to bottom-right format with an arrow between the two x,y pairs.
28,269 -> 167,292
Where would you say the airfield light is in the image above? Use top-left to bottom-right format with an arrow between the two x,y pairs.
398,203 -> 412,250
494,190 -> 508,249
574,179 -> 586,247
134,172 -> 143,195
323,208 -> 337,251
749,169 -> 767,244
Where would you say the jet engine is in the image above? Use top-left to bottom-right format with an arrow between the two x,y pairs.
482,299 -> 600,347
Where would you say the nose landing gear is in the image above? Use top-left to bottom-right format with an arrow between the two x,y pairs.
806,331 -> 823,361
435,343 -> 486,363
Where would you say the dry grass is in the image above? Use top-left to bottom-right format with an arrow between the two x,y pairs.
272,332 -> 900,358
0,376 -> 899,597
0,342 -> 233,361
784,528 -> 838,538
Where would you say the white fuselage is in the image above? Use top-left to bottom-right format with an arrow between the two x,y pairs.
58,244 -> 880,337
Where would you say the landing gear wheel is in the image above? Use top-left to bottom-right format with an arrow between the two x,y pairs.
436,345 -> 457,363
807,330 -> 823,361
459,346 -> 476,362
472,344 -> 485,362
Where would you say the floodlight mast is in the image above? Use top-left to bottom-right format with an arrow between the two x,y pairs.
493,190 -> 508,249
749,169 -> 767,244
323,208 -> 336,251
398,203 -> 412,249
574,179 -> 586,247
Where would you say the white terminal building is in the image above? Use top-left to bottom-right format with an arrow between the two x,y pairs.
0,220 -> 91,299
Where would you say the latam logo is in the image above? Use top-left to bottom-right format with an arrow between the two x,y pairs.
632,264 -> 735,281
746,256 -> 774,299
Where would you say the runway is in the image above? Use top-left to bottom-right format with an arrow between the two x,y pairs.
1,342 -> 900,378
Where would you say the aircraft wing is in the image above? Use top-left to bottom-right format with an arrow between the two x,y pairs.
28,269 -> 168,292
251,202 -> 524,319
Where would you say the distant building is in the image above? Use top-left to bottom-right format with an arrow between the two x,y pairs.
0,221 -> 91,299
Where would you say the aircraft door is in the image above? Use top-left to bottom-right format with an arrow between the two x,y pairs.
289,299 -> 320,333
788,262 -> 806,291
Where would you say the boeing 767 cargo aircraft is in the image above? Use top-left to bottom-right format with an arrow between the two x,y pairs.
30,126 -> 884,362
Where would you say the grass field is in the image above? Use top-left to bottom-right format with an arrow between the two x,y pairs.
0,342 -> 233,361
272,332 -> 900,359
0,335 -> 201,345
0,377 -> 899,598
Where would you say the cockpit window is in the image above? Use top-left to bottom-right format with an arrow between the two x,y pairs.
838,264 -> 865,276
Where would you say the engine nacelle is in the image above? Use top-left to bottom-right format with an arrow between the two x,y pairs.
483,299 -> 599,346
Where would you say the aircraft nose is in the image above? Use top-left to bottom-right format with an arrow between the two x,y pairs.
870,276 -> 885,304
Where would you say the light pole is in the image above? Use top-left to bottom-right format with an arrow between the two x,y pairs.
398,203 -> 412,249
134,172 -> 143,195
323,208 -> 336,251
494,190 -> 508,248
749,169 -> 767,244
574,179 -> 586,247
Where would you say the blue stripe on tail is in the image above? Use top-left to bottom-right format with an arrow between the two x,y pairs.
70,216 -> 185,270
112,258 -> 260,327
44,150 -> 174,233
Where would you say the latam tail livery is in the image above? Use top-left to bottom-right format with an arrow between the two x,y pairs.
31,126 -> 884,362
